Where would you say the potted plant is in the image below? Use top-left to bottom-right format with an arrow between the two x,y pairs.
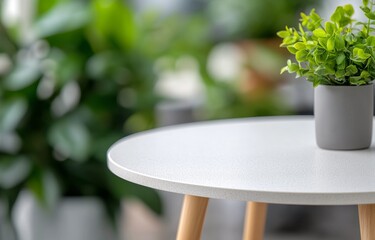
278,0 -> 375,150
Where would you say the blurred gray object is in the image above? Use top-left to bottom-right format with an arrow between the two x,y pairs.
155,100 -> 197,127
12,192 -> 117,240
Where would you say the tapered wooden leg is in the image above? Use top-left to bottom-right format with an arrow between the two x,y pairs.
359,204 -> 375,240
176,195 -> 209,240
243,202 -> 268,240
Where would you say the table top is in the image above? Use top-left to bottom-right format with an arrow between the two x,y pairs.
107,116 -> 375,205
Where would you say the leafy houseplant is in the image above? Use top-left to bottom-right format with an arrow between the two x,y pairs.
277,0 -> 374,150
0,0 -> 164,239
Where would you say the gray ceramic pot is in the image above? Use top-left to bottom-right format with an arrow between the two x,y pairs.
314,84 -> 374,150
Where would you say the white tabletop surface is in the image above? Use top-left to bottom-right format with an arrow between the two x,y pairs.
107,116 -> 375,205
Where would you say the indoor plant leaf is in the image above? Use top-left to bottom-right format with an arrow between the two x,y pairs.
0,156 -> 31,189
0,99 -> 27,132
33,1 -> 91,38
48,119 -> 90,162
3,61 -> 41,90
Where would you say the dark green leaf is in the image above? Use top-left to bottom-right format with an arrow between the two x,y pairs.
335,69 -> 346,78
4,61 -> 41,90
346,65 -> 358,75
0,157 -> 31,189
0,99 -> 27,132
34,1 -> 90,37
361,6 -> 371,13
336,53 -> 346,65
349,76 -> 366,85
48,120 -> 90,162
360,70 -> 371,79
365,12 -> 375,20
28,169 -> 61,209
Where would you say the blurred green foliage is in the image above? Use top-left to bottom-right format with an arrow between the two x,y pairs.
207,0 -> 319,40
0,0 -> 321,237
0,0 -> 167,231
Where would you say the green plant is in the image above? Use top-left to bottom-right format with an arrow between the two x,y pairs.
278,0 -> 375,86
0,0 -> 163,237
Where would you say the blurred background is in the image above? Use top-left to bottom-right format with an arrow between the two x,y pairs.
0,0 -> 365,239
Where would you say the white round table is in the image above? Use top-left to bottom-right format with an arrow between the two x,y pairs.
107,116 -> 375,240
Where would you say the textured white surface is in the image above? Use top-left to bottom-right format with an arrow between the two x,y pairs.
108,116 -> 375,205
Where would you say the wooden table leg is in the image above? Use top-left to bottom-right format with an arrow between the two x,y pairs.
176,195 -> 209,240
243,202 -> 268,240
359,204 -> 375,240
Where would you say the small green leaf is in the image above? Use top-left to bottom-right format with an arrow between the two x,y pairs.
361,6 -> 371,13
346,65 -> 358,75
365,12 -> 375,20
336,53 -> 346,65
296,50 -> 308,61
34,1 -> 90,37
345,33 -> 356,43
335,69 -> 346,78
353,47 -> 371,60
0,99 -> 28,132
0,157 -> 31,189
305,41 -> 317,49
343,4 -> 354,16
325,22 -> 335,34
277,30 -> 290,38
287,60 -> 299,72
327,37 -> 335,51
335,35 -> 345,50
4,61 -> 41,90
363,0 -> 369,7
360,70 -> 371,79
294,42 -> 306,50
331,7 -> 343,23
367,36 -> 375,46
280,66 -> 288,74
48,120 -> 90,162
313,28 -> 327,38
287,46 -> 298,54
318,38 -> 328,49
349,76 -> 365,85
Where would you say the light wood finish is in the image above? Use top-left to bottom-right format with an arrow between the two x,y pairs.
176,195 -> 209,240
359,204 -> 375,240
243,202 -> 268,240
